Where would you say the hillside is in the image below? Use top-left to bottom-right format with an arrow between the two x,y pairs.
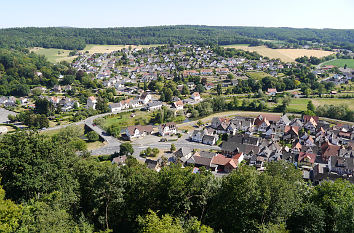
1,25 -> 354,50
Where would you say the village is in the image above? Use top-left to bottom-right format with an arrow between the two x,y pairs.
0,44 -> 353,184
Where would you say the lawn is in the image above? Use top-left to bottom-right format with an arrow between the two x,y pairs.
97,111 -> 153,130
30,47 -> 77,63
246,71 -> 270,80
287,98 -> 354,112
321,59 -> 354,69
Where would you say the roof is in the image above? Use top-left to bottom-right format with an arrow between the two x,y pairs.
192,92 -> 200,97
330,156 -> 354,171
126,125 -> 154,135
298,152 -> 316,164
303,115 -> 319,123
321,142 -> 340,157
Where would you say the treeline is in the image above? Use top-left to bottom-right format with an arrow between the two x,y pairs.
2,26 -> 354,50
0,132 -> 353,232
316,104 -> 354,122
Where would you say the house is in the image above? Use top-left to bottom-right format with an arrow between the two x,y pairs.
124,125 -> 154,140
112,155 -> 127,166
109,103 -> 123,112
321,142 -> 340,162
186,151 -> 217,171
147,101 -> 163,111
298,152 -> 316,167
190,129 -> 207,143
283,126 -> 299,140
211,117 -> 229,129
277,115 -> 291,126
202,135 -> 218,145
158,122 -> 177,136
139,92 -> 152,104
87,96 -> 97,109
191,92 -> 201,101
221,135 -> 261,156
0,126 -> 8,134
173,148 -> 193,164
145,158 -> 161,172
304,117 -> 318,133
211,153 -> 243,173
267,88 -> 277,96
328,156 -> 354,176
173,100 -> 184,111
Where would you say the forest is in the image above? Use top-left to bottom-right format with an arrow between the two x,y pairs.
0,131 -> 353,233
1,26 -> 354,50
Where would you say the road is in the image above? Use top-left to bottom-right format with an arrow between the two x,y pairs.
0,108 -> 17,124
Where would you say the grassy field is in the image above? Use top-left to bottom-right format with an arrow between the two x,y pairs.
97,111 -> 153,130
30,47 -> 77,63
321,59 -> 354,69
246,71 -> 270,80
287,98 -> 354,112
31,44 -> 162,63
83,44 -> 161,54
223,45 -> 334,62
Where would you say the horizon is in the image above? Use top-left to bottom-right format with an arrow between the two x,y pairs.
1,0 -> 354,29
1,24 -> 354,30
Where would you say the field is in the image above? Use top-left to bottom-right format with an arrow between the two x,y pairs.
287,98 -> 354,112
31,44 -> 162,63
246,71 -> 270,80
30,47 -> 77,63
321,59 -> 354,69
83,44 -> 161,54
97,111 -> 153,130
222,45 -> 334,62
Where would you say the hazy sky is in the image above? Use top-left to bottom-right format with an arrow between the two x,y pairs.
1,0 -> 353,29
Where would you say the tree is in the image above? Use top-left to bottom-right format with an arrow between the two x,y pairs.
86,131 -> 99,142
181,85 -> 190,95
138,210 -> 214,233
34,98 -> 54,116
0,185 -> 22,233
120,143 -> 134,156
170,144 -> 176,152
0,132 -> 79,202
216,84 -> 222,95
307,100 -> 316,112
304,88 -> 311,97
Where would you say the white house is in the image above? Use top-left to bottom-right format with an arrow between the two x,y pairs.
87,96 -> 97,110
139,92 -> 152,104
159,122 -> 177,136
109,103 -> 123,112
191,92 -> 201,101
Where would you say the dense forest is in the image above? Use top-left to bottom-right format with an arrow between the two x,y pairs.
0,131 -> 353,233
1,26 -> 354,50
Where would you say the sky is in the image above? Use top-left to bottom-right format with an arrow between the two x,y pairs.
1,0 -> 354,29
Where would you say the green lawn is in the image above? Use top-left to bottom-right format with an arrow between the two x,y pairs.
30,47 -> 76,63
288,98 -> 354,112
97,111 -> 153,130
321,59 -> 354,69
246,71 -> 270,80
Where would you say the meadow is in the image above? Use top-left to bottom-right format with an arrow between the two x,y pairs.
31,44 -> 161,63
287,98 -> 354,112
30,47 -> 77,63
321,59 -> 354,69
222,45 -> 334,62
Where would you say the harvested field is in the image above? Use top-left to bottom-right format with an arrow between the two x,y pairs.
222,45 -> 334,62
83,44 -> 161,54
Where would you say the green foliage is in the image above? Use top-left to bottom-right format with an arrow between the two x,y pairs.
0,185 -> 22,233
120,142 -> 134,156
140,147 -> 160,158
86,131 -> 100,142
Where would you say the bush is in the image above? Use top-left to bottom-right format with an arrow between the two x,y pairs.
86,131 -> 100,142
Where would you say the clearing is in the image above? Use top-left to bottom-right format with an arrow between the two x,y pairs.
321,59 -> 354,69
30,47 -> 77,63
222,45 -> 334,62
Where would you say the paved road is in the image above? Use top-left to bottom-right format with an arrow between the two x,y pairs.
0,108 -> 17,124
